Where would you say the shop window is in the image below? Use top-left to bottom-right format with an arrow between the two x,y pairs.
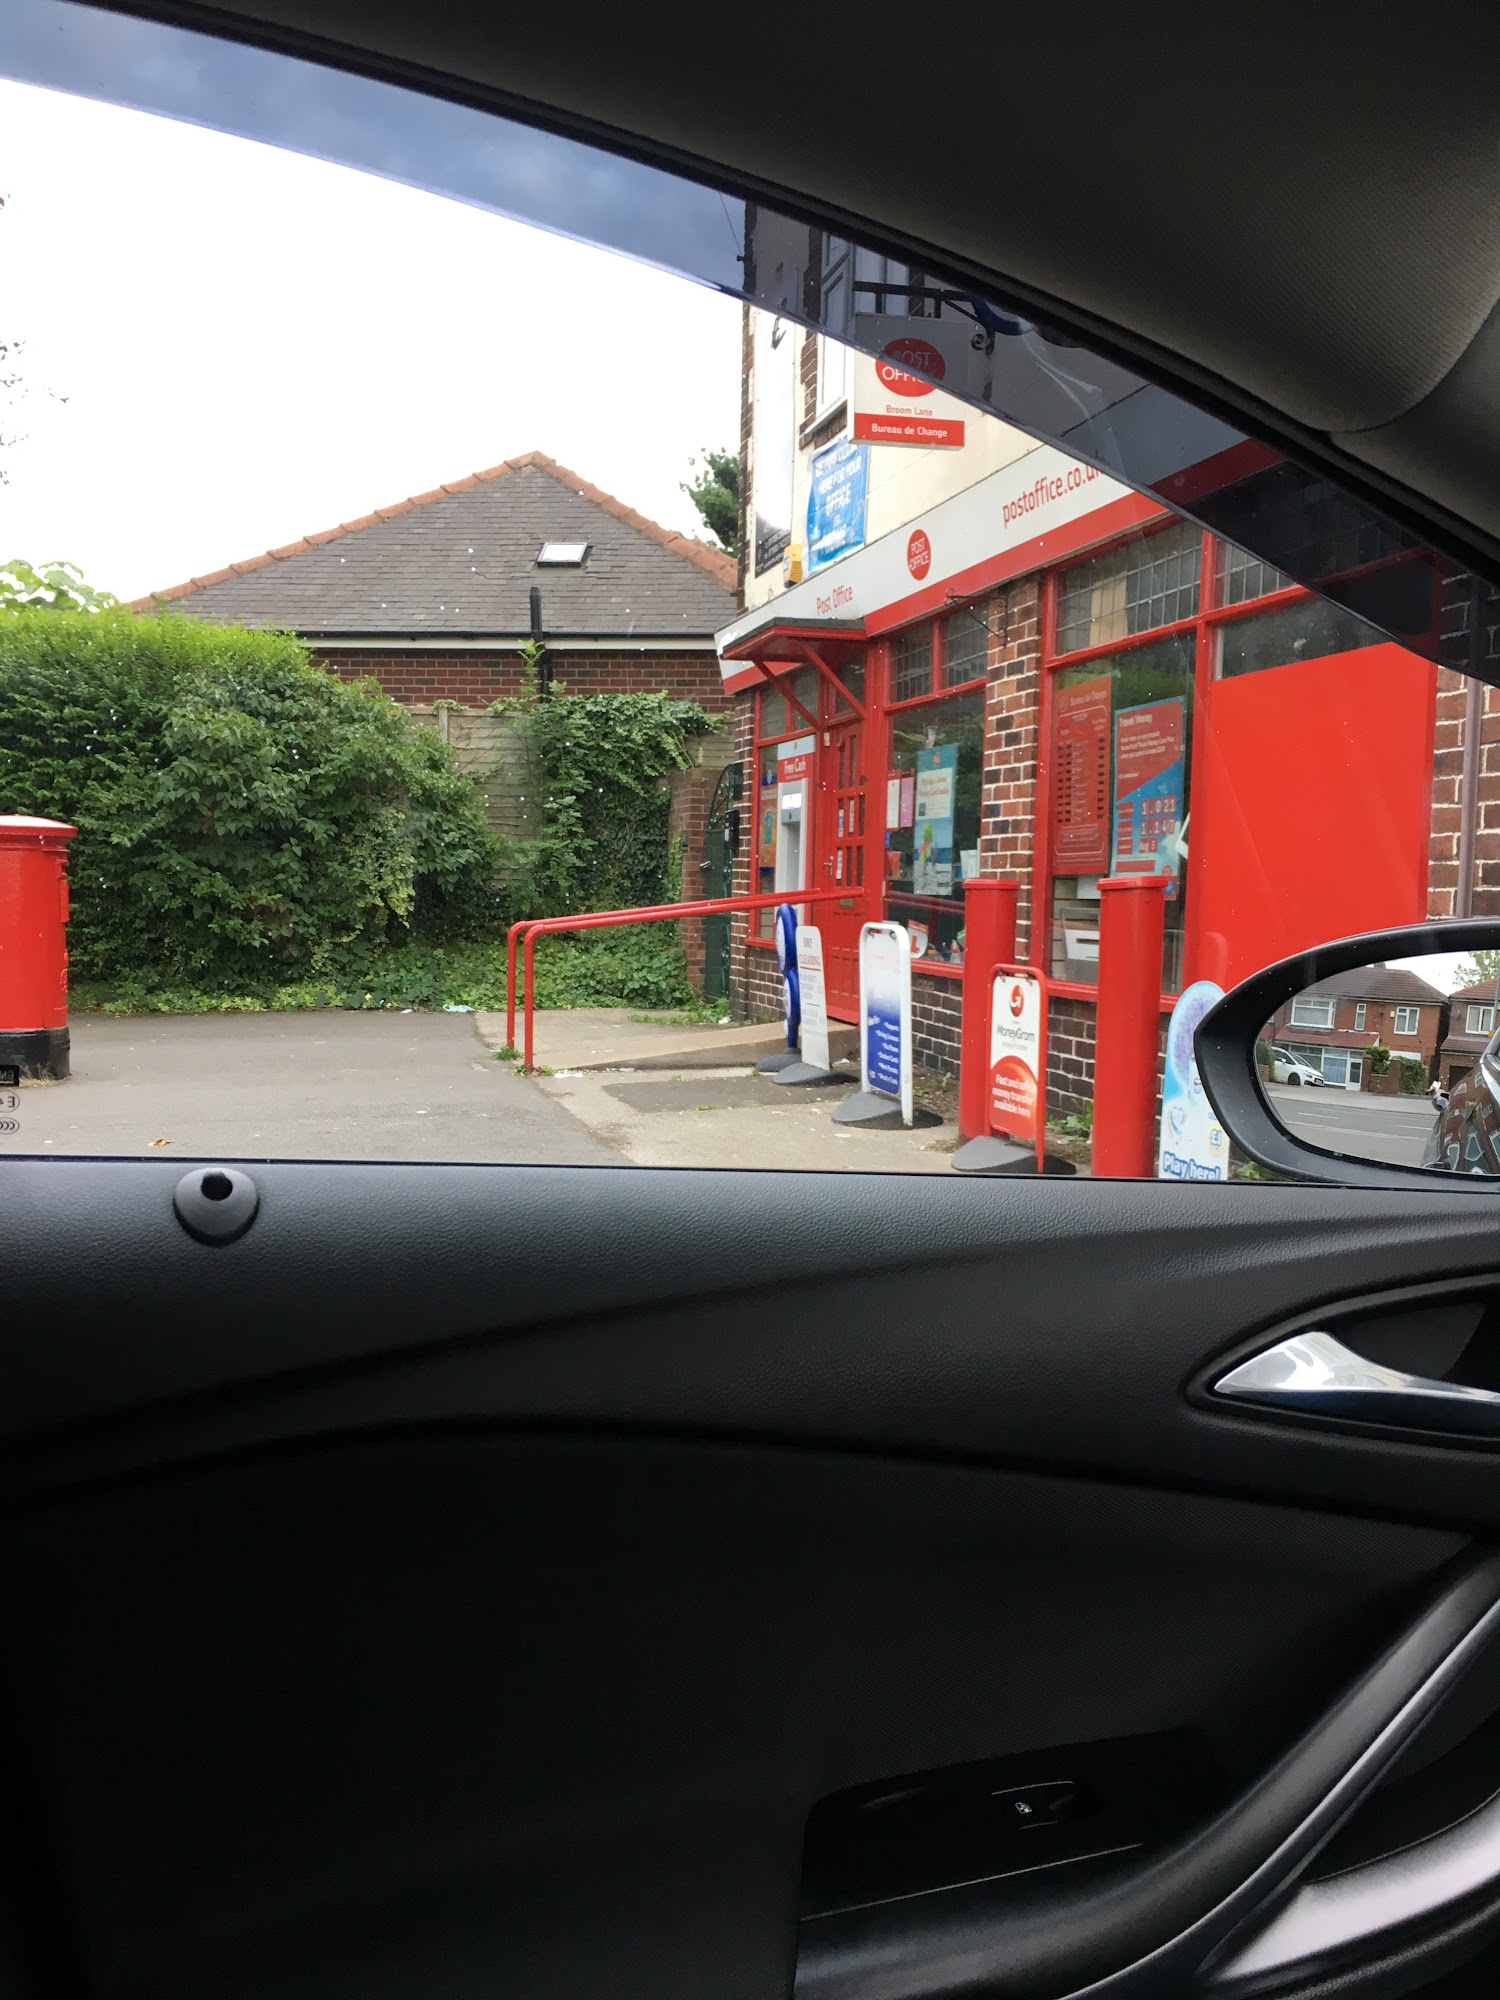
817,235 -> 852,415
1217,595 -> 1381,678
1055,521 -> 1201,656
940,609 -> 988,687
832,659 -> 865,714
885,685 -> 983,966
1290,996 -> 1336,1028
1469,1005 -> 1496,1035
853,247 -> 921,316
1049,633 -> 1194,990
1393,1005 -> 1420,1036
1354,1002 -> 1366,1029
891,624 -> 934,702
1215,542 -> 1291,609
757,667 -> 817,740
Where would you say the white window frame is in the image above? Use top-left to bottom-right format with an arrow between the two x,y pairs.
815,235 -> 852,422
1353,1002 -> 1366,1030
1468,1004 -> 1496,1035
1289,996 -> 1336,1029
1393,1005 -> 1420,1036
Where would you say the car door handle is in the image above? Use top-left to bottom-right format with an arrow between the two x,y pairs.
1213,1327 -> 1500,1440
794,1555 -> 1500,2000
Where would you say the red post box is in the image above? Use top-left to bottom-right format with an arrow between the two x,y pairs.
0,815 -> 79,1080
956,878 -> 1019,1141
1091,874 -> 1168,1179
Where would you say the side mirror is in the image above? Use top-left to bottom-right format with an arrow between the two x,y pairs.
1196,920 -> 1500,1189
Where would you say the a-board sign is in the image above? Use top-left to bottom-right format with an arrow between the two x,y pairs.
1159,980 -> 1229,1181
794,925 -> 831,1073
859,922 -> 913,1126
989,964 -> 1046,1171
775,902 -> 800,1050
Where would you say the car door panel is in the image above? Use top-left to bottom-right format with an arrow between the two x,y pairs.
5,1167 -> 1500,1996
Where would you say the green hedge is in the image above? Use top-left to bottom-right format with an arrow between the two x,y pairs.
0,611 -> 502,987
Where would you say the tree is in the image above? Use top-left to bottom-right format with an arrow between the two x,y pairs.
682,448 -> 739,556
1456,950 -> 1500,992
0,558 -> 117,614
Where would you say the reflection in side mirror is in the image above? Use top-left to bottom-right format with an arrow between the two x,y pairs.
1257,952 -> 1500,1175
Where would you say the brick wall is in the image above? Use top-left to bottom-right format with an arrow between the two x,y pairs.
978,577 -> 1043,959
911,974 -> 963,1079
314,646 -> 730,713
1432,575 -> 1500,917
1047,996 -> 1097,1116
667,733 -> 736,990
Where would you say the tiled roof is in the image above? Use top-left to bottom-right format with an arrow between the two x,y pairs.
1441,979 -> 1499,1051
131,452 -> 737,639
1299,962 -> 1447,1004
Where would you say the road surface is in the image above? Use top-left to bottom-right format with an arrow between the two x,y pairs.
1267,1082 -> 1438,1167
1,1012 -> 618,1164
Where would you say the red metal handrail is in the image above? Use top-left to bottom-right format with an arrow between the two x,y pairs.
505,887 -> 859,1072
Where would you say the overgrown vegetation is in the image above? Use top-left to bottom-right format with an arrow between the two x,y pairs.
0,610 -> 501,991
681,447 -> 739,556
493,684 -> 715,916
0,613 -> 714,1015
0,558 -> 116,613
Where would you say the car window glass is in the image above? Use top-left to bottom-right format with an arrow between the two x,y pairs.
0,0 -> 1488,1184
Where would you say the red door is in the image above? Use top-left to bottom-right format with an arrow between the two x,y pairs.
818,720 -> 866,1021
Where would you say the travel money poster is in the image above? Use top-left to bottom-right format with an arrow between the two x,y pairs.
1110,697 -> 1185,896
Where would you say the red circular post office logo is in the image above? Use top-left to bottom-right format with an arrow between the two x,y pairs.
876,337 -> 946,398
1009,983 -> 1025,1018
907,530 -> 931,581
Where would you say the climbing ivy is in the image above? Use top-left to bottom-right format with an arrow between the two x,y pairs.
492,686 -> 717,916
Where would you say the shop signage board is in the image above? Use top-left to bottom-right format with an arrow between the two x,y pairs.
1053,674 -> 1111,874
806,437 -> 869,572
1159,980 -> 1230,1181
850,315 -> 973,449
794,925 -> 832,1073
989,964 -> 1047,1172
859,922 -> 913,1124
912,743 -> 958,896
1111,697 -> 1185,896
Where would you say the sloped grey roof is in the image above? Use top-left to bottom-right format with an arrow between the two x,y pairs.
132,453 -> 737,640
1300,962 -> 1447,1005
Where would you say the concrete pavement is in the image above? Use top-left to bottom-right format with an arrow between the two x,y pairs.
2,1012 -> 617,1164
474,1005 -> 858,1072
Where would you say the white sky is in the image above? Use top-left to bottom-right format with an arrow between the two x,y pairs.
0,80 -> 742,601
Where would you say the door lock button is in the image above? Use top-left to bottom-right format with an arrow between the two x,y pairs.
992,1781 -> 1079,1828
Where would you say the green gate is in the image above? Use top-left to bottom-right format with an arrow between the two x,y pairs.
700,761 -> 743,1003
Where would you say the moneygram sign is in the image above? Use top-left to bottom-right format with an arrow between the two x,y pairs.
851,315 -> 970,448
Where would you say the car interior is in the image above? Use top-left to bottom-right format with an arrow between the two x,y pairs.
11,6 -> 1500,1999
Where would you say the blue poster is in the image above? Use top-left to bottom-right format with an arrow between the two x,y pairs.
806,437 -> 869,572
862,924 -> 910,1113
912,742 -> 958,897
1110,697 -> 1185,897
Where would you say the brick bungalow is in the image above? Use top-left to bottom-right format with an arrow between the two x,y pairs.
1263,964 -> 1448,1093
132,450 -> 737,714
133,451 -> 739,987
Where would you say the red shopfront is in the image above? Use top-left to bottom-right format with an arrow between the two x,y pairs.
721,489 -> 1439,1073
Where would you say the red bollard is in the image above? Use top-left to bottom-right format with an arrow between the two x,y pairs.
957,878 -> 1020,1141
1092,874 -> 1168,1178
0,814 -> 79,1081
